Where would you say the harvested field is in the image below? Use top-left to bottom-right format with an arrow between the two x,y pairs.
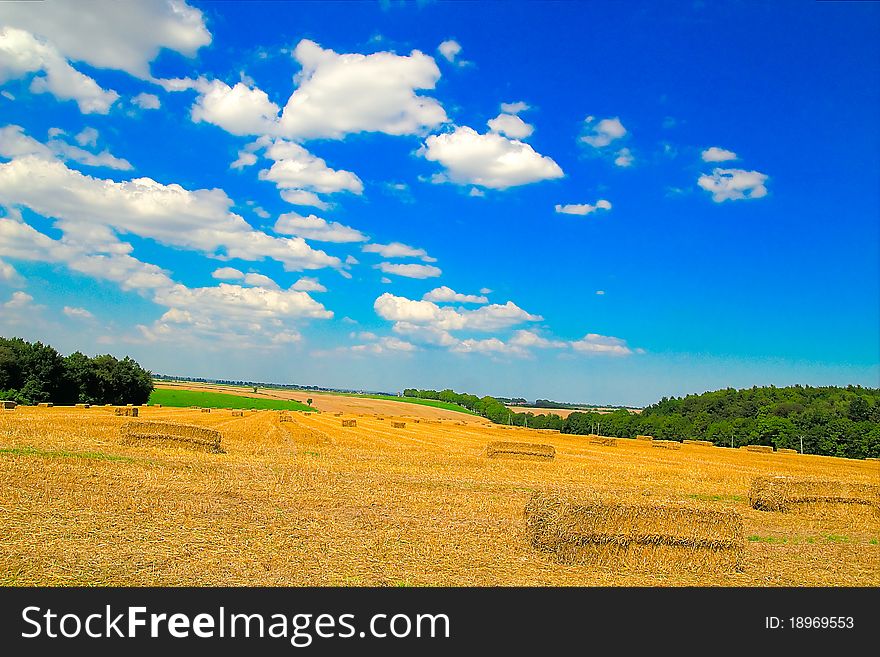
524,491 -> 744,573
120,420 -> 223,454
487,441 -> 555,461
1,405 -> 878,586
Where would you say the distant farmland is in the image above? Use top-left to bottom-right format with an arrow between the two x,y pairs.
149,388 -> 314,412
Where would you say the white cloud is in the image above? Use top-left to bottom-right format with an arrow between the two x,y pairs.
500,101 -> 529,114
3,290 -> 33,309
230,151 -> 257,170
0,257 -> 21,283
570,333 -> 632,356
278,39 -> 447,139
274,212 -> 368,243
479,287 -> 492,295
375,262 -> 442,279
701,146 -> 738,162
421,126 -> 563,189
509,329 -> 566,349
362,241 -> 435,261
291,276 -> 326,292
614,147 -> 634,167
0,27 -> 119,113
351,336 -> 417,354
48,140 -> 133,170
191,78 -> 280,136
0,125 -> 54,160
280,189 -> 330,210
1,124 -> 132,170
132,92 -> 160,110
437,39 -> 462,63
487,112 -> 534,139
595,290 -> 605,295
468,187 -> 485,197
75,127 -> 98,147
0,154 -> 342,272
260,140 -> 363,196
698,168 -> 768,202
422,286 -> 488,304
63,305 -> 93,319
380,276 -> 392,284
253,207 -> 270,219
1,90 -> 13,101
555,199 -> 612,216
243,272 -> 280,289
580,116 -> 626,148
0,0 -> 211,80
374,292 -> 540,332
345,255 -> 359,265
211,267 -> 244,280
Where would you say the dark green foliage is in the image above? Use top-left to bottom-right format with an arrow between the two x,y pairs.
0,336 -> 153,406
403,384 -> 879,459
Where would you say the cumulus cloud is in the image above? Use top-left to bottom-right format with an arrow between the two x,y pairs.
701,146 -> 737,162
259,140 -> 363,197
63,305 -> 93,319
230,151 -> 258,170
191,78 -> 280,136
0,257 -> 21,283
422,286 -> 488,304
362,242 -> 435,262
374,292 -> 540,332
421,126 -> 563,189
0,27 -> 119,113
374,263 -> 442,279
3,290 -> 33,309
274,212 -> 368,243
614,147 -> 634,167
278,40 -> 446,140
280,189 -> 330,210
242,272 -> 280,289
698,168 -> 768,202
580,116 -> 626,148
1,124 -> 131,170
500,101 -> 529,114
291,276 -> 326,292
351,335 -> 417,354
437,39 -> 462,63
75,127 -> 98,147
211,267 -> 244,280
0,154 -> 342,272
487,112 -> 534,139
570,333 -> 633,356
132,92 -> 160,110
0,0 -> 211,80
555,200 -> 612,216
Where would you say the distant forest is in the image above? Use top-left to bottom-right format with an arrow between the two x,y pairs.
0,337 -> 153,405
404,386 -> 880,459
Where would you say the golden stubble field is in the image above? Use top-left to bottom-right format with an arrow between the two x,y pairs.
1,405 -> 878,586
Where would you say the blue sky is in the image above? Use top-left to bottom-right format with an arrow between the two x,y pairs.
0,0 -> 877,405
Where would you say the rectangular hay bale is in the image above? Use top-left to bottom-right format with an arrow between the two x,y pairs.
120,420 -> 223,453
524,492 -> 744,573
652,440 -> 681,450
683,439 -> 713,447
635,435 -> 653,441
75,403 -> 90,408
342,419 -> 357,427
742,444 -> 774,453
37,402 -> 53,408
777,448 -> 798,454
231,410 -> 244,417
1,401 -> 16,410
486,441 -> 555,461
749,475 -> 880,517
114,407 -> 138,417
589,435 -> 617,447
391,421 -> 406,428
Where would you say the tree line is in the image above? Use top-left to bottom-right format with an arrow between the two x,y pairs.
403,385 -> 880,459
0,337 -> 153,406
